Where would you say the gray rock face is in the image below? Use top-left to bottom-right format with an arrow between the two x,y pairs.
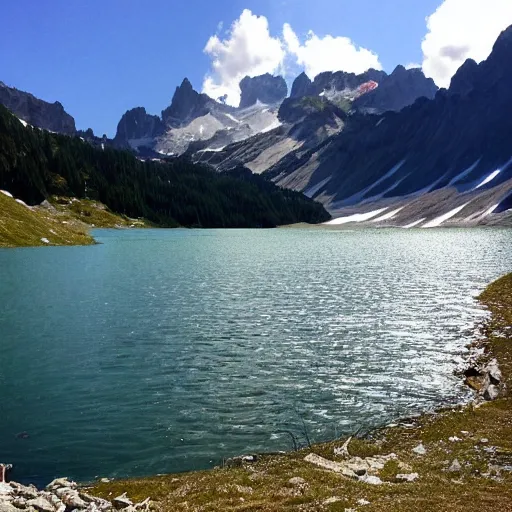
353,65 -> 438,113
26,497 -> 54,512
290,72 -> 312,99
311,69 -> 387,97
0,82 -> 76,134
449,59 -> 479,96
161,78 -> 212,127
113,107 -> 165,149
239,74 -> 287,109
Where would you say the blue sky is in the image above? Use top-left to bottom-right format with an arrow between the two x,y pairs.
1,0 -> 511,136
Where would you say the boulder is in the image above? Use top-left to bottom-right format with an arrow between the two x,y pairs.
396,473 -> 419,482
112,494 -> 132,510
26,497 -> 54,512
483,384 -> 500,401
61,492 -> 87,509
46,478 -> 77,491
0,503 -> 19,512
12,498 -> 27,509
287,477 -> 306,487
360,474 -> 382,485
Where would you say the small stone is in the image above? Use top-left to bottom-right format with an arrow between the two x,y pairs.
396,473 -> 419,482
112,494 -> 132,510
448,459 -> 462,472
480,438 -> 489,444
234,485 -> 253,495
26,497 -> 55,512
323,497 -> 341,505
99,479 -> 110,484
412,443 -> 426,455
449,437 -> 461,442
357,498 -> 371,505
287,477 -> 306,487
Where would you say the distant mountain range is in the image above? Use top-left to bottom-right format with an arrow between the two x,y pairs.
1,26 -> 512,228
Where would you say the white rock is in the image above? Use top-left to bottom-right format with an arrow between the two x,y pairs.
304,453 -> 345,473
0,483 -> 14,496
323,497 -> 341,505
486,360 -> 502,383
334,437 -> 352,458
396,473 -> 419,482
47,478 -> 77,491
480,438 -> 489,444
483,384 -> 500,401
288,477 -> 306,487
360,475 -> 382,485
0,190 -> 13,198
26,497 -> 55,512
449,436 -> 461,442
113,494 -> 132,509
357,498 -> 371,505
448,459 -> 462,472
41,238 -> 50,244
0,502 -> 19,512
412,443 -> 426,455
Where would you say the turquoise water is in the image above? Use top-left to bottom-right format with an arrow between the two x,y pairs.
0,228 -> 511,485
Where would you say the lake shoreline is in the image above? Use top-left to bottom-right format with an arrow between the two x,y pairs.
2,274 -> 511,511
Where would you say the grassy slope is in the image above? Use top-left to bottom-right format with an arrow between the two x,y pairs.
0,192 -> 149,248
0,192 -> 94,247
89,275 -> 512,511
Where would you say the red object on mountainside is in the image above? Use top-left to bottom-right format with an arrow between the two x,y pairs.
357,80 -> 379,96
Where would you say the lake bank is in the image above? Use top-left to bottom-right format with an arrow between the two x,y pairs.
2,274 -> 511,511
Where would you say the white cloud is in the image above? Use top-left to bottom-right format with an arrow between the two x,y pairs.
202,9 -> 285,107
405,62 -> 421,70
422,0 -> 512,88
202,10 -> 383,106
283,24 -> 382,78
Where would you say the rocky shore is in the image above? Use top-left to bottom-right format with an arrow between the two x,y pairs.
0,477 -> 150,512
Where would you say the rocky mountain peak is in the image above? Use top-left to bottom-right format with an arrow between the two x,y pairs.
161,78 -> 210,127
0,81 -> 76,134
449,59 -> 479,96
290,72 -> 312,99
353,65 -> 438,112
239,74 -> 288,109
114,107 -> 165,149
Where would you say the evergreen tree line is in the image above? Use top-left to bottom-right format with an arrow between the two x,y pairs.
0,105 -> 330,228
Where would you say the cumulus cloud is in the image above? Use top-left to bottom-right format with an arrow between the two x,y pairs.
202,10 -> 382,106
422,0 -> 512,88
202,10 -> 285,107
283,24 -> 382,78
